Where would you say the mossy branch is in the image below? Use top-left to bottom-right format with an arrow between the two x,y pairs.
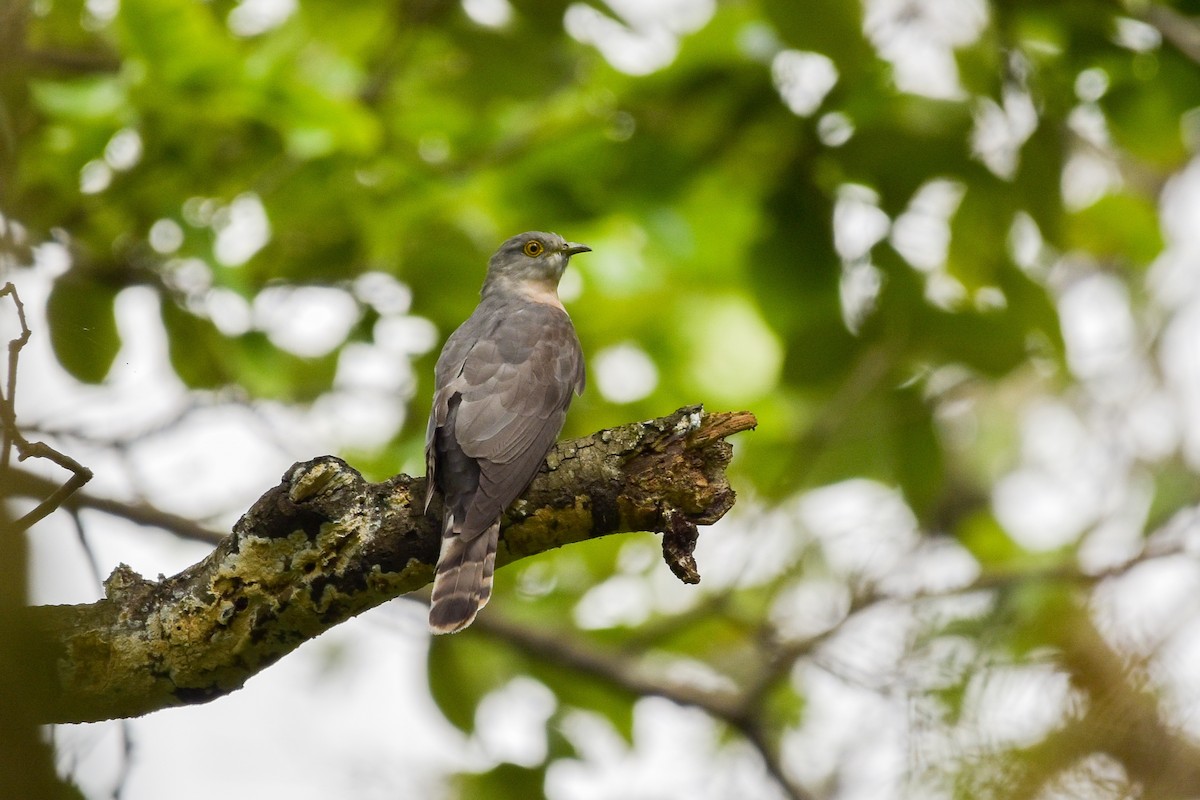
25,406 -> 756,724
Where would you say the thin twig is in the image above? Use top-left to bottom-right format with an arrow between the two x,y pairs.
472,612 -> 816,800
737,720 -> 805,800
67,509 -> 104,589
11,442 -> 94,532
112,719 -> 133,800
737,538 -> 1194,721
474,612 -> 746,719
1,281 -> 30,471
9,468 -> 223,544
1,282 -> 94,532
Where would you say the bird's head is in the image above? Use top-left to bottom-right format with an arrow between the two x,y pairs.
483,231 -> 590,298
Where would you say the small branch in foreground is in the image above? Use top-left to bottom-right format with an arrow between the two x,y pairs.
1,281 -> 31,471
10,442 -> 94,532
1,283 -> 94,531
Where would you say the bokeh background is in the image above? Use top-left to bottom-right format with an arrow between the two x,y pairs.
5,0 -> 1200,797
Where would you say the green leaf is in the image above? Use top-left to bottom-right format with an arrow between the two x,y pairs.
1103,49 -> 1200,169
452,763 -> 547,800
1066,193 -> 1164,267
160,299 -> 228,390
762,0 -> 870,78
910,307 -> 1039,377
1014,120 -> 1065,241
957,510 -> 1025,568
46,277 -> 121,384
893,386 -> 944,520
427,633 -> 514,735
522,647 -> 636,742
749,156 -> 851,388
1002,581 -> 1080,657
945,179 -> 1015,291
837,96 -> 974,215
161,298 -> 340,401
1147,463 -> 1200,531
761,675 -> 806,734
231,331 -> 339,402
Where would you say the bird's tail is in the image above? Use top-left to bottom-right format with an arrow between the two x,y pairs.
429,516 -> 498,634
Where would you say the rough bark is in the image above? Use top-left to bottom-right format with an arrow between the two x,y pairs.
24,406 -> 756,724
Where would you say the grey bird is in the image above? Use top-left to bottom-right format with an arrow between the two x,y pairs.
425,231 -> 589,634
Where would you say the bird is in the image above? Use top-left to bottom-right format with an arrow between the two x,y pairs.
424,231 -> 589,634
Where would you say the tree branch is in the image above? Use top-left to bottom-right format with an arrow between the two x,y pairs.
472,611 -> 816,800
8,469 -> 225,545
26,406 -> 756,724
1,281 -> 30,471
19,47 -> 121,74
1,282 -> 94,532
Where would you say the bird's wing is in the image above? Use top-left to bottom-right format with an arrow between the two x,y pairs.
425,307 -> 495,511
447,302 -> 582,537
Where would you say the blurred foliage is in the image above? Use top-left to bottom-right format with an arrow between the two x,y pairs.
5,0 -> 1200,797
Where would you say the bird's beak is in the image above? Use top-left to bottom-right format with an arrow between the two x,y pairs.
563,242 -> 591,257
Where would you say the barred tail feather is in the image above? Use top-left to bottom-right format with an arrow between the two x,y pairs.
476,538 -> 497,609
429,519 -> 499,634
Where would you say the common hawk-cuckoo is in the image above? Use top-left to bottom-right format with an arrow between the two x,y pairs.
425,231 -> 589,634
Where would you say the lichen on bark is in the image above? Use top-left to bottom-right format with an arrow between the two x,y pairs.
28,406 -> 756,723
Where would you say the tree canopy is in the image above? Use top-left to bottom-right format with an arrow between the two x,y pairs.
5,0 -> 1200,798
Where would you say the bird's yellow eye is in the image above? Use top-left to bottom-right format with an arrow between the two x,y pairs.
523,240 -> 544,257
